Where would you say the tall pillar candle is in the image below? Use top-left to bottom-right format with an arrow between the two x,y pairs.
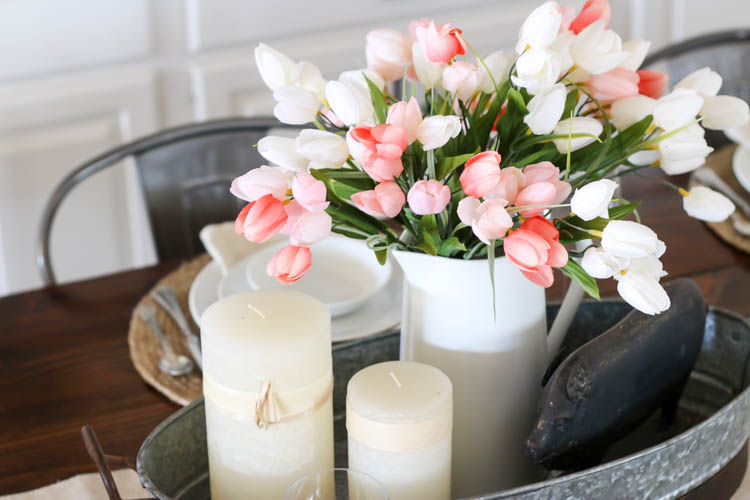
346,361 -> 452,500
201,290 -> 334,500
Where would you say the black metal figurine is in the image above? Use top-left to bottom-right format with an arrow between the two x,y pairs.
525,278 -> 706,470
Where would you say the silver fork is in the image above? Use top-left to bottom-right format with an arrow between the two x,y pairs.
137,305 -> 194,376
150,286 -> 202,369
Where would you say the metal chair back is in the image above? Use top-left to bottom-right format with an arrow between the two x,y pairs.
37,117 -> 294,285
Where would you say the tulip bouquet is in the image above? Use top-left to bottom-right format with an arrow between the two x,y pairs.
232,0 -> 749,315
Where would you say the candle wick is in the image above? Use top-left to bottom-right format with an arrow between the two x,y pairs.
247,302 -> 266,319
389,372 -> 402,388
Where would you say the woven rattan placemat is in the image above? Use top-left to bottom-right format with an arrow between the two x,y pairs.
128,255 -> 210,406
688,145 -> 750,254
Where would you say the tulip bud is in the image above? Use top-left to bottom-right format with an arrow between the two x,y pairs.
458,197 -> 513,245
653,88 -> 703,131
258,135 -> 309,172
339,69 -> 386,93
511,47 -> 562,95
548,31 -> 576,74
296,61 -> 327,100
478,51 -> 513,93
292,172 -> 329,212
586,67 -> 639,102
236,194 -> 288,243
231,166 -> 290,202
272,86 -> 320,125
352,181 -> 405,218
570,179 -> 618,221
442,61 -> 483,102
266,245 -> 311,284
411,42 -> 443,89
610,95 -> 656,131
569,0 -> 612,35
295,129 -> 349,169
460,151 -> 502,198
618,39 -> 651,71
386,98 -> 423,144
288,210 -> 332,246
366,28 -> 412,82
515,1 -> 562,54
416,115 -> 461,150
255,43 -> 300,91
699,95 -> 750,130
581,246 -> 627,279
414,19 -> 466,65
674,67 -> 722,97
524,83 -> 566,135
616,270 -> 670,315
569,20 -> 628,75
682,185 -> 735,222
325,80 -> 375,126
636,70 -> 668,99
552,117 -> 603,153
658,125 -> 713,175
407,180 -> 451,215
601,220 -> 660,258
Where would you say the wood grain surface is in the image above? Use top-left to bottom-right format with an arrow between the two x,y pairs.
0,170 -> 748,494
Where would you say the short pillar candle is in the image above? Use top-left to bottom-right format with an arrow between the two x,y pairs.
201,290 -> 334,500
346,361 -> 453,500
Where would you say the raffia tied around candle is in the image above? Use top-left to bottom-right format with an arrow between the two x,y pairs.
203,373 -> 334,429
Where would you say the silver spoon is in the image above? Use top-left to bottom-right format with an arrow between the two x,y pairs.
137,305 -> 194,376
150,286 -> 202,369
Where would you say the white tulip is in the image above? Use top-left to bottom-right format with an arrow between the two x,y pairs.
272,85 -> 319,125
571,179 -> 618,221
658,125 -> 713,175
258,135 -> 309,172
295,129 -> 349,169
616,270 -> 670,315
478,50 -> 513,93
549,31 -> 576,74
339,69 -> 386,92
627,150 -> 660,166
674,67 -> 722,97
610,95 -> 656,131
682,185 -> 735,222
230,165 -> 290,202
601,220 -> 661,258
619,39 -> 651,71
296,61 -> 327,100
523,83 -> 566,134
325,80 -> 374,127
255,43 -> 300,91
511,47 -> 562,95
699,95 -> 750,130
552,117 -> 603,153
411,42 -> 443,89
581,246 -> 628,279
653,88 -> 703,131
442,61 -> 484,102
416,115 -> 462,150
515,1 -> 562,54
569,20 -> 629,75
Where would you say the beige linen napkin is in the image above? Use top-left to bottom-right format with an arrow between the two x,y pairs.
199,221 -> 253,274
1,469 -> 147,500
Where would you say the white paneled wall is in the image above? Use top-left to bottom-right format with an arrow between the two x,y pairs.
0,0 -> 747,296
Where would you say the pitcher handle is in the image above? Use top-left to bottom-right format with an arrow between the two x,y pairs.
547,241 -> 589,357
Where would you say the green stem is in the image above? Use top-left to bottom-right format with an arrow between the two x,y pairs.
458,34 -> 500,95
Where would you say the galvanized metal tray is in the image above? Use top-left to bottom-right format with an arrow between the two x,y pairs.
137,301 -> 750,499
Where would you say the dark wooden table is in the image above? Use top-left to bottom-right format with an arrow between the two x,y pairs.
1,172 -> 749,495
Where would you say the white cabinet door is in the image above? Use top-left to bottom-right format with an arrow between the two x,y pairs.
0,67 -> 159,296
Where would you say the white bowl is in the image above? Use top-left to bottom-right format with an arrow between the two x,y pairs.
245,236 -> 392,317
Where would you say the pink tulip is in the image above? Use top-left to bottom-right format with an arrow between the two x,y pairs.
569,0 -> 611,34
266,245 -> 312,284
558,4 -> 576,32
292,172 -> 329,212
413,19 -> 466,66
460,151 -> 502,198
366,28 -> 413,82
637,70 -> 668,99
485,166 -> 526,204
441,61 -> 483,102
350,124 -> 408,182
386,97 -> 422,144
504,216 -> 567,288
288,210 -> 332,246
522,161 -> 571,203
351,181 -> 406,218
407,180 -> 451,215
515,182 -> 557,217
230,165 -> 289,202
586,68 -> 640,102
234,194 -> 288,243
280,199 -> 305,235
472,198 -> 513,244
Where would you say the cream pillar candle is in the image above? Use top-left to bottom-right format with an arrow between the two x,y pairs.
201,290 -> 334,500
346,361 -> 452,500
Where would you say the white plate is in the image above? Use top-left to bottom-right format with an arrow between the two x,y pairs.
190,256 -> 402,343
244,237 -> 392,317
732,146 -> 750,195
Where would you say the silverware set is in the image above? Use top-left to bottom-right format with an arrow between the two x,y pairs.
137,286 -> 202,377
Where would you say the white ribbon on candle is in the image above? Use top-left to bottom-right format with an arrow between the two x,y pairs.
203,373 -> 333,429
346,397 -> 453,452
